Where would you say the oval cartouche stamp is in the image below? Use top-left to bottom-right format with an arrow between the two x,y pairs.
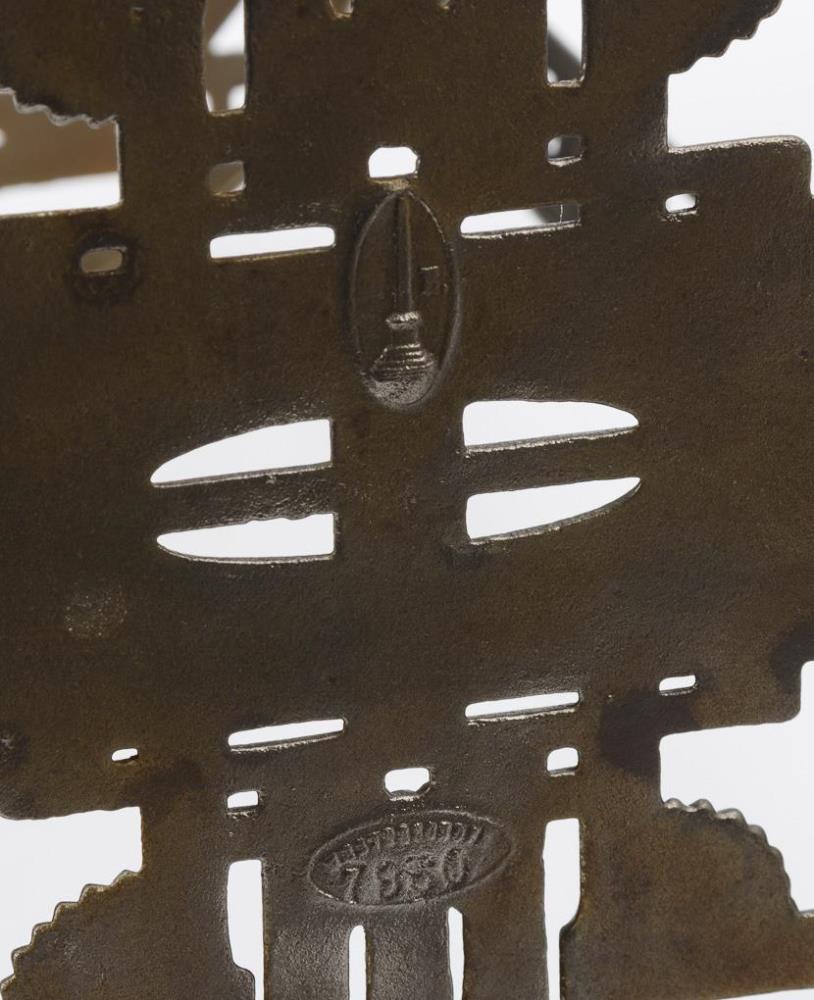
309,810 -> 512,907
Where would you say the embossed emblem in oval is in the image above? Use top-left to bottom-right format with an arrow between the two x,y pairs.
309,810 -> 511,906
351,192 -> 458,409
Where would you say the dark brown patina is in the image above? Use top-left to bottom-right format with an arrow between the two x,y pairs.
0,1 -> 812,998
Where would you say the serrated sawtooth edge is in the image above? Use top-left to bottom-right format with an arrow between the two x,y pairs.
2,869 -> 138,994
664,797 -> 796,906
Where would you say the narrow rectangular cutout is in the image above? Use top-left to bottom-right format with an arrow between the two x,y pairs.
448,909 -> 464,1000
205,0 -> 247,113
547,0 -> 585,85
227,790 -> 260,811
348,925 -> 367,1000
228,718 -> 345,749
659,674 -> 697,695
544,819 -> 581,1000
466,691 -> 579,721
460,204 -> 580,237
228,859 -> 264,1000
210,227 -> 336,261
111,747 -> 138,763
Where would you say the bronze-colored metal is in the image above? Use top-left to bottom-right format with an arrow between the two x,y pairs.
0,1 -> 812,998
0,0 -> 239,187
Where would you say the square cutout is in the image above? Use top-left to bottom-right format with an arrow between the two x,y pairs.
547,134 -> 585,165
209,161 -> 246,196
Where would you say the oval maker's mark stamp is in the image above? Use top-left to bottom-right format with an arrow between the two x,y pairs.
309,810 -> 512,907
350,191 -> 458,410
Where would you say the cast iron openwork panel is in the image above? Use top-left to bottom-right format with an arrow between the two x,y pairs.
0,1 -> 812,998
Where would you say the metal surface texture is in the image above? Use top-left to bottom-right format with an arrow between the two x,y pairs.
0,1 -> 812,998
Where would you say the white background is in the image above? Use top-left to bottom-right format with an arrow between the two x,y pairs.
0,2 -> 813,997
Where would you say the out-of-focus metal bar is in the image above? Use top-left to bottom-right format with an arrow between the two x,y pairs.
0,0 -> 241,188
0,14 -> 580,192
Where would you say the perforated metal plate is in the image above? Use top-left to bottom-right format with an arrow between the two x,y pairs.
0,2 -> 812,998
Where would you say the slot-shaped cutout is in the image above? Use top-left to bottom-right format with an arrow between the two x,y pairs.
151,419 -> 331,485
348,925 -> 366,1000
547,0 -> 585,85
111,748 -> 138,763
461,203 -> 580,236
368,146 -> 419,179
547,134 -> 585,164
544,819 -> 581,1000
157,513 -> 335,562
205,0 -> 247,113
659,674 -> 697,695
664,192 -> 698,216
548,747 -> 580,774
467,691 -> 579,721
80,246 -> 126,276
227,790 -> 260,811
466,478 -> 641,541
209,161 -> 246,196
228,859 -> 264,1000
463,400 -> 638,449
448,908 -> 464,1000
384,767 -> 432,797
229,718 -> 345,749
210,227 -> 335,261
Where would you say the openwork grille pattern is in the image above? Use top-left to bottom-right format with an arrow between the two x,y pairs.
0,1 -> 812,998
